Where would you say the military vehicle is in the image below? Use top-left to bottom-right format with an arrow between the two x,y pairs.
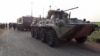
31,7 -> 98,47
17,16 -> 34,31
0,23 -> 6,29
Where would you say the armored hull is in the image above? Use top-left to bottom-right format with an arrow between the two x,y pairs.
31,8 -> 97,47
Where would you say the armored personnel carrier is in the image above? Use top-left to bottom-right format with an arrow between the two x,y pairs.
17,16 -> 34,31
31,7 -> 98,47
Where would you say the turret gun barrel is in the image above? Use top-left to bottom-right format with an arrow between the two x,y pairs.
65,7 -> 78,11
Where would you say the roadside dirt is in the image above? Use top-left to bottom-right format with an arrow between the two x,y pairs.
72,39 -> 100,49
86,41 -> 100,49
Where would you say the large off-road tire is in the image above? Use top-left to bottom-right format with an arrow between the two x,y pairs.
34,27 -> 40,39
40,28 -> 46,43
46,29 -> 59,47
75,36 -> 87,43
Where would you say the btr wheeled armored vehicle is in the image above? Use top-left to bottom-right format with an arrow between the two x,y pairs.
31,7 -> 98,47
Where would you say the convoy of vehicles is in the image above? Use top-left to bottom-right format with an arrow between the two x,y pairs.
0,7 -> 98,47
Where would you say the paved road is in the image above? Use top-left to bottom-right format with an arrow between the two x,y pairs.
0,29 -> 100,56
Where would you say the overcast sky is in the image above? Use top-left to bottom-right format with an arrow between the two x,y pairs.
0,0 -> 100,23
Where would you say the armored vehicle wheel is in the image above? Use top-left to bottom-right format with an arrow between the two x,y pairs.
75,36 -> 87,43
46,29 -> 59,47
40,29 -> 46,43
34,28 -> 40,39
34,28 -> 38,39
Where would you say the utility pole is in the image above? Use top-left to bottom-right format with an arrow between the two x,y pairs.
49,5 -> 51,10
31,1 -> 33,17
43,8 -> 44,18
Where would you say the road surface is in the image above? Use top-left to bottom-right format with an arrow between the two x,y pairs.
0,29 -> 100,56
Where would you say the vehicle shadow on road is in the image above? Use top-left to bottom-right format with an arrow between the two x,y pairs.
56,41 -> 100,53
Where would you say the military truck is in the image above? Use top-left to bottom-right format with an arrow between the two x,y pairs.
31,7 -> 98,47
17,16 -> 34,31
0,23 -> 6,29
